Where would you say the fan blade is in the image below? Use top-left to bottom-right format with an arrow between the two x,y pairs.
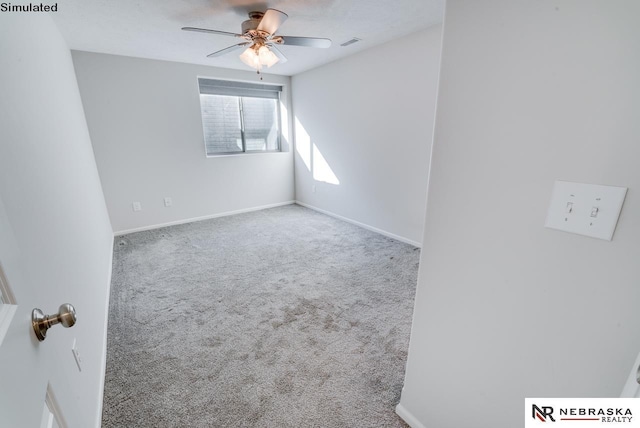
257,9 -> 288,35
280,36 -> 331,48
182,27 -> 244,38
207,43 -> 251,58
268,45 -> 288,64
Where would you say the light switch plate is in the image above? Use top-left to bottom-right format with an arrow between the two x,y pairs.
545,181 -> 627,241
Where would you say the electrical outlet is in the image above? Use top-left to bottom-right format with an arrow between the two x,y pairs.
71,338 -> 82,372
312,185 -> 316,193
132,201 -> 142,212
164,197 -> 172,207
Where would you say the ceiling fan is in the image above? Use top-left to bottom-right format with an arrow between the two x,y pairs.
182,9 -> 331,76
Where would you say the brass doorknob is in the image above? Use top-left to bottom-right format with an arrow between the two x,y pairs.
32,303 -> 77,341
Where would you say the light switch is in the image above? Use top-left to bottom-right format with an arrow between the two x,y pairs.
565,202 -> 573,213
545,181 -> 627,241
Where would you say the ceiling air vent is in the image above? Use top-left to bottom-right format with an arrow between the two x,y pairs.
340,38 -> 362,47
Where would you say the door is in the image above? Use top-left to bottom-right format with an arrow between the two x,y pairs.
0,14 -> 74,426
0,199 -> 68,428
1,13 -> 113,428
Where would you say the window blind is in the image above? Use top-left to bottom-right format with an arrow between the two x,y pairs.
198,78 -> 282,100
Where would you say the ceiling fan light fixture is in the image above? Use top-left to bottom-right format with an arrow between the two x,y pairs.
239,46 -> 261,69
239,45 -> 279,70
258,46 -> 279,68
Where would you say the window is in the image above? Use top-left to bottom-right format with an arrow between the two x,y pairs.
198,78 -> 283,156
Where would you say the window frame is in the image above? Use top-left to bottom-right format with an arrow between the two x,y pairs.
197,78 -> 284,157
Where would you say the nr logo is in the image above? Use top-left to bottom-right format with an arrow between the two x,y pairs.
533,404 -> 556,422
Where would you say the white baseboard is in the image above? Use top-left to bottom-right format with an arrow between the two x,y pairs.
396,403 -> 427,428
294,201 -> 422,248
113,201 -> 296,236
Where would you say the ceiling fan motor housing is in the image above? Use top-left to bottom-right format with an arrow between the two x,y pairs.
241,12 -> 264,35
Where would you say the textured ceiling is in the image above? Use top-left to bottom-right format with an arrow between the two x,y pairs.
51,0 -> 444,76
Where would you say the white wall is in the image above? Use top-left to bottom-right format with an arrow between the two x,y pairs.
291,26 -> 442,246
0,14 -> 113,428
397,1 -> 640,427
72,52 -> 294,234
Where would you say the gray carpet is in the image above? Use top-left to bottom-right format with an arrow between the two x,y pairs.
102,205 -> 419,427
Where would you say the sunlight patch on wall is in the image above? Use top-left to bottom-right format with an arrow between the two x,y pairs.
294,116 -> 311,171
312,144 -> 340,185
294,116 -> 340,185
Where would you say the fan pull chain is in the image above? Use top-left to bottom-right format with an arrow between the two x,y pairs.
257,69 -> 263,81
